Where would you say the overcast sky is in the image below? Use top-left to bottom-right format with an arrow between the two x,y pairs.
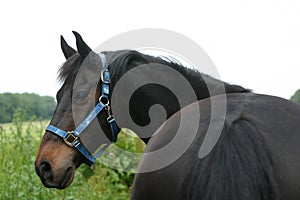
1,0 -> 300,99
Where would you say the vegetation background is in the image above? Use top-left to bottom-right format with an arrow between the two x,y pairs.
0,93 -> 145,200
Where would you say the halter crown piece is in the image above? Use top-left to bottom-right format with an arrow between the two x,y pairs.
45,52 -> 119,166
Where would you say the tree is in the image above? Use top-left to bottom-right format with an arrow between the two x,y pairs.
0,93 -> 56,123
290,89 -> 300,104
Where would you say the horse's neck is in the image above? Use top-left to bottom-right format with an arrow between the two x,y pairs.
111,62 -> 249,144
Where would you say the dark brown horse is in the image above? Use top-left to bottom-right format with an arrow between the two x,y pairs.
35,32 -> 300,199
131,93 -> 300,200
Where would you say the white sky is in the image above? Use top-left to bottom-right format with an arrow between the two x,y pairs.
1,0 -> 300,99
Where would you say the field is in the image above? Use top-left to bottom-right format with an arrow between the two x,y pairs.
0,111 -> 145,200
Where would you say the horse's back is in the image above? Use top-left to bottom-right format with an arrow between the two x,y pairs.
131,93 -> 300,200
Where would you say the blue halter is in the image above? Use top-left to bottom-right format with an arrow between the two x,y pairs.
45,52 -> 119,166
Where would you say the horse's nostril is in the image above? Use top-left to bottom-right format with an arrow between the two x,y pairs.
39,161 -> 53,179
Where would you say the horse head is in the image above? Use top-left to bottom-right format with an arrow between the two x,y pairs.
35,32 -> 115,189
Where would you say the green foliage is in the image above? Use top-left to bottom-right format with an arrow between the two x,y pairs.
290,89 -> 300,104
0,93 -> 56,123
0,110 -> 145,200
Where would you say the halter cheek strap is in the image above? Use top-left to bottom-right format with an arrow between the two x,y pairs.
45,52 -> 119,166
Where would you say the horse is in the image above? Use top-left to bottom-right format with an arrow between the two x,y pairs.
35,32 -> 300,199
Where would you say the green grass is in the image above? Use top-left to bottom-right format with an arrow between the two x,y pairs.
0,111 -> 145,200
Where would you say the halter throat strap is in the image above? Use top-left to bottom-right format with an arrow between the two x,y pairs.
45,52 -> 119,166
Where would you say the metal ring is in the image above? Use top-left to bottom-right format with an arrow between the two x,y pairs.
99,95 -> 109,106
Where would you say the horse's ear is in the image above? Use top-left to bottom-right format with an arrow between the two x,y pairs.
61,36 -> 77,59
72,31 -> 92,58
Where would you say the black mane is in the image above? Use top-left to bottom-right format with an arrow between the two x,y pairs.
58,53 -> 82,83
106,50 -> 250,98
59,50 -> 250,97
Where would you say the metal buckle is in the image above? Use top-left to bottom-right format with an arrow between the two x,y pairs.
107,115 -> 114,123
64,131 -> 78,147
101,69 -> 110,84
106,105 -> 114,122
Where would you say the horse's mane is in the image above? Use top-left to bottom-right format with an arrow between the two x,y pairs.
58,50 -> 250,98
107,50 -> 251,95
58,53 -> 82,83
107,50 -> 206,84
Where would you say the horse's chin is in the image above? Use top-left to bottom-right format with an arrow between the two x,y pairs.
58,166 -> 75,189
39,166 -> 75,189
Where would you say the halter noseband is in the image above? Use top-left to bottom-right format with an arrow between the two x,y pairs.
45,52 -> 119,166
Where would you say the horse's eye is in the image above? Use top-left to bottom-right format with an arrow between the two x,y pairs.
75,91 -> 88,103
